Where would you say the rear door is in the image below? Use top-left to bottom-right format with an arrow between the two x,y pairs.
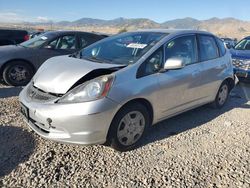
197,34 -> 225,101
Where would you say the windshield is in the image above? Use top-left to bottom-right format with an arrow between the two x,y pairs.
234,38 -> 250,50
20,33 -> 51,48
80,32 -> 167,65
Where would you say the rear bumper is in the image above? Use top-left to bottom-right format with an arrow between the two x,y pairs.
234,68 -> 250,82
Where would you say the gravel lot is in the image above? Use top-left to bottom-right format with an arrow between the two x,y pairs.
0,82 -> 250,187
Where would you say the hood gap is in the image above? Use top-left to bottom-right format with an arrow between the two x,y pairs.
67,67 -> 123,92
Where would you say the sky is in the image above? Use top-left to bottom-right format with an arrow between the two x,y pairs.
0,0 -> 249,23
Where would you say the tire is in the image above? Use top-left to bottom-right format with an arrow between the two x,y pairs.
3,61 -> 34,86
211,81 -> 229,109
108,102 -> 150,152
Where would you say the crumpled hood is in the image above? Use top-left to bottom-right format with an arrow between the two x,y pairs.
33,56 -> 123,94
230,49 -> 250,59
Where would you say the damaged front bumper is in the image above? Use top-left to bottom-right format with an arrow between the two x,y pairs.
19,85 -> 120,145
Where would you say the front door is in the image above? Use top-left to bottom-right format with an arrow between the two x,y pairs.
157,35 -> 203,119
38,35 -> 77,66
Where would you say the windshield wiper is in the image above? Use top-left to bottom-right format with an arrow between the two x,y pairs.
83,56 -> 112,64
69,51 -> 82,59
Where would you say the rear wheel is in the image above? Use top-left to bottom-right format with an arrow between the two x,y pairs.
3,61 -> 34,86
108,103 -> 150,151
212,81 -> 229,108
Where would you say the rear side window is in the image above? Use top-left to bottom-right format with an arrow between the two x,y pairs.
79,34 -> 103,49
216,38 -> 226,56
198,35 -> 219,61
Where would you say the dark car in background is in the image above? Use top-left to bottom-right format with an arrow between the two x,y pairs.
0,31 -> 107,86
230,36 -> 250,82
0,29 -> 29,46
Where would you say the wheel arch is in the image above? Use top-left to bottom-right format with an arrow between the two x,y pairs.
116,98 -> 154,125
106,97 -> 154,143
223,76 -> 235,91
0,59 -> 36,79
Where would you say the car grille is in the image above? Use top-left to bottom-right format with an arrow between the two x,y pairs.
27,84 -> 58,102
30,117 -> 50,134
232,59 -> 250,70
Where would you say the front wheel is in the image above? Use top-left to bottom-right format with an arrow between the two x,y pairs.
3,61 -> 34,86
108,103 -> 150,152
212,82 -> 229,108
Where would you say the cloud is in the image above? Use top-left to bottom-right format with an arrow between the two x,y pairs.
0,12 -> 25,23
0,10 -> 52,23
36,16 -> 50,22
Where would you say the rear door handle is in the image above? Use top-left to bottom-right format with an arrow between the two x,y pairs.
215,65 -> 224,70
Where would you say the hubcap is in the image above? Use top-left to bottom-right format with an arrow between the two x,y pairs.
9,65 -> 29,82
117,111 -> 145,146
218,85 -> 228,105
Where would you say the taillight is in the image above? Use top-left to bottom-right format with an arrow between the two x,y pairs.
24,35 -> 29,41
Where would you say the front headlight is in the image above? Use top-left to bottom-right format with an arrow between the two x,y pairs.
58,75 -> 114,103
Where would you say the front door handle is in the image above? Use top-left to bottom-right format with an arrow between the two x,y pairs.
192,70 -> 200,77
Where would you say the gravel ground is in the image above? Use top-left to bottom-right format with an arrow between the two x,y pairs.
0,82 -> 250,187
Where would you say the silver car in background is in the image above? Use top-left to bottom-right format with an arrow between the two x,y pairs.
19,29 -> 235,151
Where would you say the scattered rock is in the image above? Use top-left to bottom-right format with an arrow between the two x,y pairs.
0,84 -> 250,187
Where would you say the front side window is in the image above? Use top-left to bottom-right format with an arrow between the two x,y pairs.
198,35 -> 219,61
165,35 -> 198,65
80,32 -> 167,65
234,38 -> 250,50
48,35 -> 76,50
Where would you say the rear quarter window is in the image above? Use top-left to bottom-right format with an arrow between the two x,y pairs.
216,38 -> 226,56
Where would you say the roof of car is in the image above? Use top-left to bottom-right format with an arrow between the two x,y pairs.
0,29 -> 28,33
221,37 -> 233,40
136,29 -> 212,35
44,30 -> 106,36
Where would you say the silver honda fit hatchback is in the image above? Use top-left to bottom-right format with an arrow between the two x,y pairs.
19,29 -> 235,151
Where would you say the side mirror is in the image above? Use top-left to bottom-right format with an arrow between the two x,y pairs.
163,58 -> 185,70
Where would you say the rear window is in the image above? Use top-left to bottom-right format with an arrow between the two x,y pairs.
198,35 -> 219,61
20,33 -> 54,48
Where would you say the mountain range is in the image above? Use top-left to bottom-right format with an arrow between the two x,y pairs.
52,17 -> 250,39
2,17 -> 250,39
